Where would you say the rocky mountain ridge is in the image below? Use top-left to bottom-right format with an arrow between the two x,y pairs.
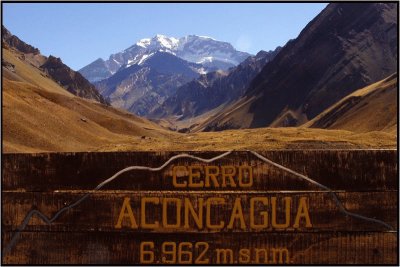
198,2 -> 397,131
79,34 -> 251,83
2,26 -> 107,104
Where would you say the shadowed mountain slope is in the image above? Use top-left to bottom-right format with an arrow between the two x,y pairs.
199,3 -> 397,131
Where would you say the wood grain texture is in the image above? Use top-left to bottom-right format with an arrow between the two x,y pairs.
2,191 -> 397,232
1,150 -> 398,264
2,150 -> 398,191
2,232 -> 397,264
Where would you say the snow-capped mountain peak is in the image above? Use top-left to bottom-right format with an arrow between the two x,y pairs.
135,34 -> 179,50
79,34 -> 251,82
136,38 -> 151,48
154,34 -> 179,49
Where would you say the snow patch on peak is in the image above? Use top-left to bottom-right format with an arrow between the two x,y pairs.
136,38 -> 151,48
153,34 -> 179,49
197,35 -> 217,41
138,52 -> 155,65
197,56 -> 214,64
197,67 -> 207,75
81,33 -> 251,82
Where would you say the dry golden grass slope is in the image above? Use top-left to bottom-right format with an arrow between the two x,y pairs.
98,127 -> 397,151
304,73 -> 398,134
2,47 -> 397,153
2,48 -> 176,153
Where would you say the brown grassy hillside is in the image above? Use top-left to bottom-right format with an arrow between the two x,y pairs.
305,73 -> 397,134
2,48 -> 176,153
2,47 -> 396,153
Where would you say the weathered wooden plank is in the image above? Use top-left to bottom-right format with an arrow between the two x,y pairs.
2,191 -> 397,232
2,150 -> 398,191
2,150 -> 397,264
2,231 -> 397,264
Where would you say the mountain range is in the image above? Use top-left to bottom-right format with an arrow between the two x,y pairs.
79,34 -> 255,117
187,2 -> 397,131
2,26 -> 175,152
93,51 -> 205,116
82,3 -> 397,133
79,34 -> 251,83
149,47 -> 282,130
2,2 -> 398,153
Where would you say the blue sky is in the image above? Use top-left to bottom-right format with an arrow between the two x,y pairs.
3,3 -> 327,70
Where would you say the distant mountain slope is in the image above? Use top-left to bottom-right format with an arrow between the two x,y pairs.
41,55 -> 108,104
201,3 -> 397,131
95,51 -> 204,116
2,41 -> 396,153
150,48 -> 281,124
79,34 -> 251,83
304,73 -> 397,134
2,44 -> 174,153
2,26 -> 107,104
78,58 -> 112,84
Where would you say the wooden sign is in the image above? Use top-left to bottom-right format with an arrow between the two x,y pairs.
1,150 -> 398,264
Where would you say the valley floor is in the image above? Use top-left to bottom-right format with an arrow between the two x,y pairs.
5,119 -> 397,153
2,47 -> 397,154
52,127 -> 397,153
